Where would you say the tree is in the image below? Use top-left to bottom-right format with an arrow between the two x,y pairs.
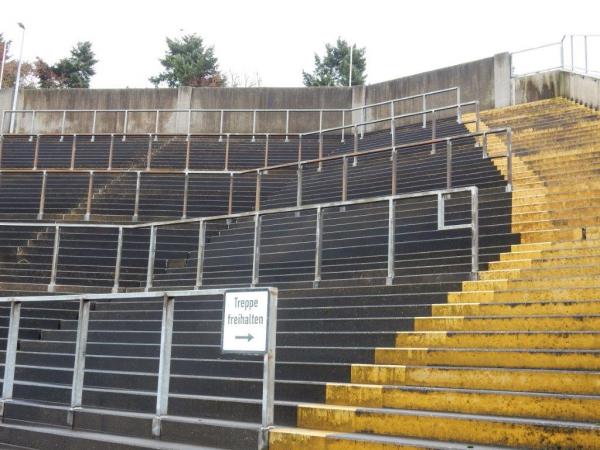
150,34 -> 226,87
35,41 -> 98,88
0,33 -> 37,88
303,38 -> 366,87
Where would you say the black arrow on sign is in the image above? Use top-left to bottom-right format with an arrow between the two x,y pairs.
235,333 -> 254,342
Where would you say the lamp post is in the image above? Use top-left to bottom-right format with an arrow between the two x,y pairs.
9,22 -> 25,133
348,43 -> 354,86
0,40 -> 10,90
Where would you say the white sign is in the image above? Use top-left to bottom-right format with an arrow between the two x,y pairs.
222,290 -> 270,353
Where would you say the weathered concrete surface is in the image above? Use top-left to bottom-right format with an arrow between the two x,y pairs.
494,53 -> 512,108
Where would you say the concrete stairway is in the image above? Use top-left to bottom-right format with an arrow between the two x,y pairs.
268,98 -> 600,448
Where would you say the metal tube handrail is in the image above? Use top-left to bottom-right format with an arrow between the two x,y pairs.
0,287 -> 278,450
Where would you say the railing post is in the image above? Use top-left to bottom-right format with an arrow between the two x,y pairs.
386,198 -> 395,286
391,149 -> 397,196
60,110 -> 66,141
390,102 -> 396,147
30,110 -> 36,137
264,134 -> 270,167
33,134 -> 40,170
224,134 -> 230,171
475,101 -> 480,133
48,225 -> 60,292
506,129 -> 513,193
187,109 -> 192,139
251,214 -> 261,287
255,170 -> 262,211
297,134 -> 302,163
195,220 -> 206,289
133,171 -> 141,222
155,110 -> 160,138
437,192 -> 445,230
228,173 -> 234,215
152,294 -> 175,438
470,187 -> 479,280
285,110 -> 290,142
360,107 -> 365,139
122,110 -> 128,141
318,110 -> 323,135
0,300 -> 21,417
185,136 -> 191,172
70,134 -> 77,170
560,37 -> 565,68
252,110 -> 257,142
296,163 -> 303,209
219,110 -> 224,141
584,35 -> 589,74
353,126 -> 358,154
313,206 -> 323,288
570,34 -> 574,72
146,134 -> 153,170
182,172 -> 189,219
38,170 -> 47,220
482,132 -> 489,159
85,170 -> 94,221
341,110 -> 345,143
257,287 -> 278,450
341,156 -> 348,202
91,110 -> 97,141
431,110 -> 437,154
446,139 -> 453,189
456,87 -> 462,123
317,132 -> 323,172
145,225 -> 157,292
107,134 -> 114,171
112,226 -> 124,293
67,297 -> 91,427
422,94 -> 427,128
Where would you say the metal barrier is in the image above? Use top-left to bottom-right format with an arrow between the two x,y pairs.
511,34 -> 600,78
1,87 -> 461,136
0,185 -> 480,293
0,288 -> 278,449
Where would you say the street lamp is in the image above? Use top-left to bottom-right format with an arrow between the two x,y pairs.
9,22 -> 25,133
348,43 -> 354,87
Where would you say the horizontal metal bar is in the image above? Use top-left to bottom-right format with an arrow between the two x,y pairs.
511,40 -> 563,55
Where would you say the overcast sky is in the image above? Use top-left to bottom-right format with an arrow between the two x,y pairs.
1,0 -> 598,88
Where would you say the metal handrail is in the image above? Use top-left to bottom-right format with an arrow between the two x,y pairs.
1,87 -> 460,137
0,287 -> 278,449
0,186 -> 480,294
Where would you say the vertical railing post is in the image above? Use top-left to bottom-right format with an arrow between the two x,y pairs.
48,225 -> 60,292
285,110 -> 290,142
341,156 -> 348,202
257,287 -> 278,450
584,35 -> 589,74
60,110 -> 66,141
506,129 -> 513,193
195,220 -> 206,289
187,109 -> 192,140
67,297 -> 91,427
296,163 -> 303,209
251,214 -> 261,287
353,126 -> 358,154
264,134 -> 270,167
386,198 -> 395,286
390,149 -> 397,196
470,187 -> 479,280
146,134 -> 153,170
318,110 -> 323,135
122,110 -> 128,141
91,110 -> 97,141
297,134 -> 302,163
482,132 -> 489,159
456,87 -> 462,123
570,34 -> 574,72
70,134 -> 77,170
219,110 -> 224,141
390,101 -> 396,148
360,107 -> 365,139
38,170 -> 47,220
252,110 -> 257,142
313,206 -> 323,288
437,192 -> 445,231
475,101 -> 480,133
560,37 -> 565,69
422,94 -> 427,128
112,226 -> 123,293
317,132 -> 323,172
85,171 -> 94,221
152,294 -> 175,438
33,134 -> 40,170
133,171 -> 141,222
255,170 -> 262,211
341,110 -> 345,143
182,172 -> 189,219
107,134 -> 114,171
431,110 -> 437,154
0,300 -> 21,417
145,225 -> 157,292
224,134 -> 230,171
154,110 -> 160,138
185,136 -> 191,172
30,110 -> 36,137
228,173 -> 234,215
446,139 -> 453,189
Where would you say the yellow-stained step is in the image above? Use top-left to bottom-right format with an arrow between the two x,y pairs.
325,383 -> 600,423
295,403 -> 600,450
350,364 -> 600,395
394,330 -> 600,350
449,287 -> 600,303
432,299 -> 600,317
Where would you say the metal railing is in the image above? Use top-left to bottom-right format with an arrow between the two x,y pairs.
511,34 -> 600,78
0,288 -> 278,449
0,185 -> 480,294
1,87 -> 461,136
